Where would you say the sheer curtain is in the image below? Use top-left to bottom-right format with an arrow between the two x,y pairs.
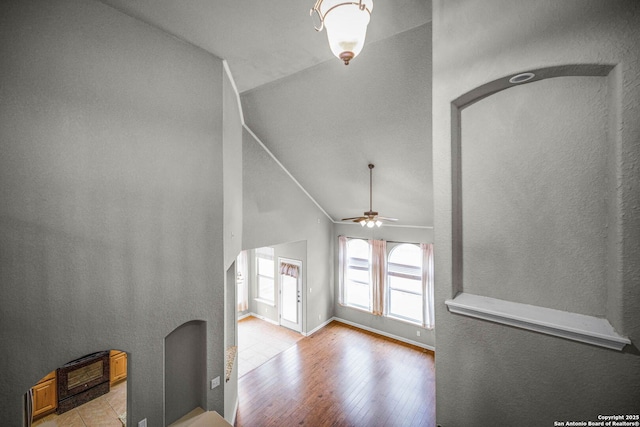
237,250 -> 249,312
370,239 -> 387,316
338,235 -> 348,305
421,243 -> 435,329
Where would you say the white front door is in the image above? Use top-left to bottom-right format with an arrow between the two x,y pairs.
278,258 -> 302,333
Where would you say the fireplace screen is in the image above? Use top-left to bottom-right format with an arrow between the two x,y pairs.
67,360 -> 103,390
57,350 -> 110,406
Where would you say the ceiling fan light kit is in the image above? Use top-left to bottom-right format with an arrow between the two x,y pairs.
342,163 -> 398,227
310,0 -> 373,65
360,219 -> 383,228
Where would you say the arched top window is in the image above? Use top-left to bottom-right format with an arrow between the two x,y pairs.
388,244 -> 422,279
387,243 -> 423,324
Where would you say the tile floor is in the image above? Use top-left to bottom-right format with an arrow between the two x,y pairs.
237,316 -> 303,378
32,380 -> 126,427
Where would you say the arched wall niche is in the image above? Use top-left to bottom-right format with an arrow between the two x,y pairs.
164,320 -> 207,426
445,64 -> 631,351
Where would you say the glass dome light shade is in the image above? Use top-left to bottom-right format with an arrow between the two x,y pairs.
320,0 -> 373,65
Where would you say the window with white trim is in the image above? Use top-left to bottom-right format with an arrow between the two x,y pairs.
387,243 -> 423,324
255,246 -> 275,304
338,236 -> 435,328
344,238 -> 371,311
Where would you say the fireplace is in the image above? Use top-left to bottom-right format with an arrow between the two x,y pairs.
56,350 -> 110,414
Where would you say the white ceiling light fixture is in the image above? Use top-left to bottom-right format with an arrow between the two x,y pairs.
310,0 -> 373,65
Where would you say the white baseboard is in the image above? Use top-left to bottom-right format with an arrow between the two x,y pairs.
333,317 -> 435,351
243,313 -> 435,351
238,312 -> 251,321
303,317 -> 335,337
248,312 -> 279,326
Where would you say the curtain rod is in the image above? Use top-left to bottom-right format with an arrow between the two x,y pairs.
339,235 -> 431,246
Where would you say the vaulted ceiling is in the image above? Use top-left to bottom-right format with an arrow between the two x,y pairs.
100,0 -> 433,228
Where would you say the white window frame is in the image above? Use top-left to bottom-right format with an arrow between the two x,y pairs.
343,238 -> 372,312
386,243 -> 424,325
338,236 -> 435,329
255,247 -> 275,305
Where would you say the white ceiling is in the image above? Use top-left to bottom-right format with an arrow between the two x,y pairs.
100,0 -> 433,228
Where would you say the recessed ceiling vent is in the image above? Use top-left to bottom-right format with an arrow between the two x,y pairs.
509,72 -> 535,84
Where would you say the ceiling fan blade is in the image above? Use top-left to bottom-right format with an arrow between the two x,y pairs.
377,216 -> 399,221
341,217 -> 366,221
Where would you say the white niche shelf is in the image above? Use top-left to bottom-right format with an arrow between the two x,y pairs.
445,293 -> 630,351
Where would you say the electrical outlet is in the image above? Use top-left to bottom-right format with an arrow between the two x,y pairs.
138,419 -> 147,427
309,287 -> 312,293
416,330 -> 421,337
318,314 -> 321,321
211,376 -> 220,389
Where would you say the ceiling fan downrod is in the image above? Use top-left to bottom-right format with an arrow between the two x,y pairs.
340,162 -> 397,226
368,163 -> 375,215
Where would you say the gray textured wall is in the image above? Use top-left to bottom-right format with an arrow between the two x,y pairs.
242,129 -> 334,333
433,1 -> 640,425
461,76 -> 609,316
0,1 -> 225,425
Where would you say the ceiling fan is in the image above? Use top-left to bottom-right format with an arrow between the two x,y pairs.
342,163 -> 398,228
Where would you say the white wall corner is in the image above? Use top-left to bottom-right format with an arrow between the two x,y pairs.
222,60 -> 245,125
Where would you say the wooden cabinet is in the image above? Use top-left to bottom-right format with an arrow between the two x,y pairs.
110,350 -> 127,385
31,371 -> 57,419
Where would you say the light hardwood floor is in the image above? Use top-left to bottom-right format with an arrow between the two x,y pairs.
236,321 -> 435,427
